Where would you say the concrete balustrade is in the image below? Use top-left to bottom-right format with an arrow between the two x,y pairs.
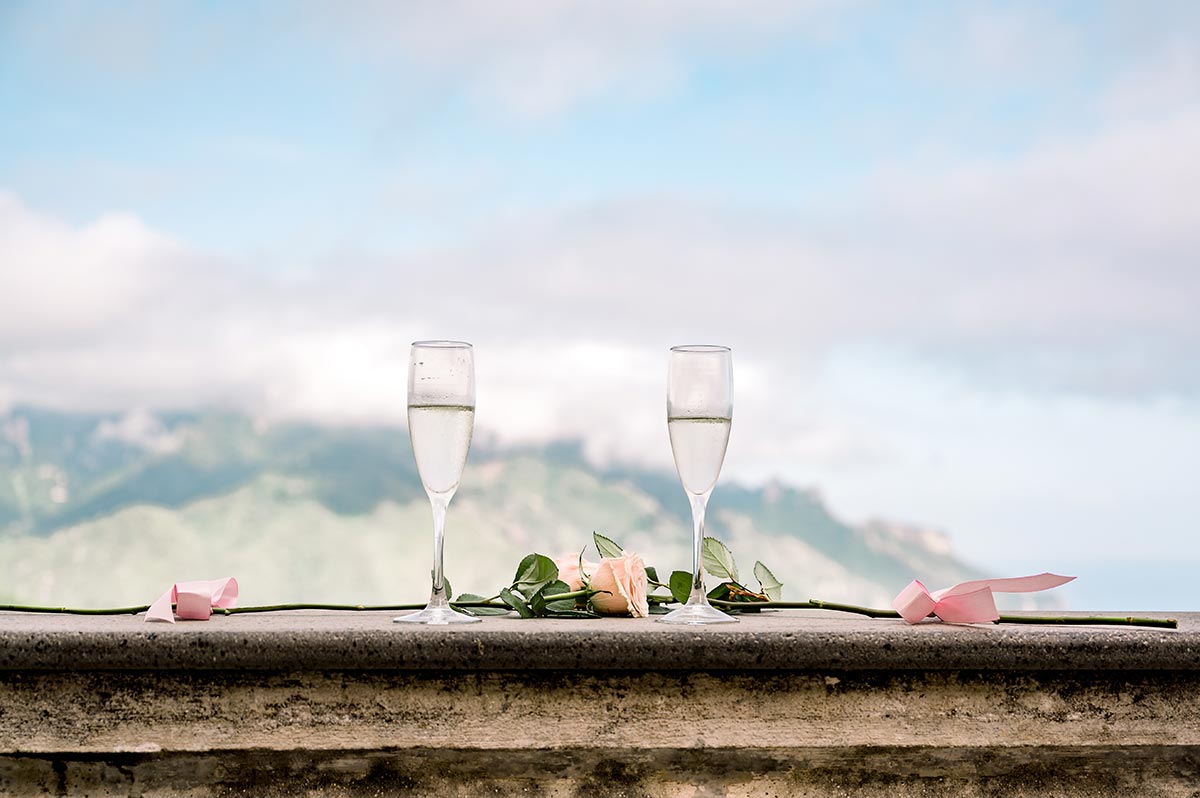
1,611 -> 1196,796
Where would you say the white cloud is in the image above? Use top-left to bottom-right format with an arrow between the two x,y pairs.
779,348 -> 1200,570
4,19 -> 1200,459
94,408 -> 185,454
870,112 -> 1200,254
843,108 -> 1200,395
1101,37 -> 1200,119
903,3 -> 1085,88
3,64 -> 1200,581
0,191 -> 185,347
3,92 -> 1199,424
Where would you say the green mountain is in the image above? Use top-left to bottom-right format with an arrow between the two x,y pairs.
0,407 -> 1002,609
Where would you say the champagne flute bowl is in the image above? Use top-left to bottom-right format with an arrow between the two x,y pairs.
394,340 -> 480,625
659,345 -> 737,625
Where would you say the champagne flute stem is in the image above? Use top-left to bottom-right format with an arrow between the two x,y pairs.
688,493 -> 709,604
429,494 -> 450,602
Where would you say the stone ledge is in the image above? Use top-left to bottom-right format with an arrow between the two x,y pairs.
3,610 -> 1196,796
4,669 -> 1198,753
4,746 -> 1199,798
0,610 -> 1194,672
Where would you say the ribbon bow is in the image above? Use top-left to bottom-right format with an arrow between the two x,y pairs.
892,573 -> 1074,624
146,577 -> 239,623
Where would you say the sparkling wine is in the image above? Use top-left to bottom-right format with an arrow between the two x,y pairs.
668,416 -> 732,495
659,343 -> 737,625
408,404 -> 475,495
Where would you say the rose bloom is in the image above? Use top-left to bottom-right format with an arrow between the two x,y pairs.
554,555 -> 599,592
589,551 -> 650,618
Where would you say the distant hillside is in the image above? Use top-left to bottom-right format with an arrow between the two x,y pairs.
0,407 -> 1020,609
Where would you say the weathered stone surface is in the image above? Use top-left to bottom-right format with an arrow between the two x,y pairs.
3,746 -> 1200,798
1,611 -> 1196,796
2,669 -> 1198,753
0,610 -> 1195,672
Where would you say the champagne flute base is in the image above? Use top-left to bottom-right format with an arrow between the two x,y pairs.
657,602 -> 737,625
393,605 -> 480,625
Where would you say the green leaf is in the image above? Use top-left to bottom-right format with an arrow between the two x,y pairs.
577,548 -> 589,586
542,579 -> 571,597
512,553 -> 559,601
444,577 -> 452,602
461,606 -> 511,616
648,604 -> 671,615
669,571 -> 693,604
709,579 -> 769,604
593,532 -> 624,558
702,537 -> 738,582
513,553 -> 558,587
543,609 -> 602,619
499,587 -> 534,619
455,596 -> 511,616
645,566 -> 660,584
700,578 -> 758,609
512,554 -> 537,583
707,582 -> 732,601
541,580 -> 577,612
532,579 -> 574,615
753,561 -> 783,601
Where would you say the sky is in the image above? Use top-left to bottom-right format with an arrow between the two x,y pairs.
2,1 -> 1199,608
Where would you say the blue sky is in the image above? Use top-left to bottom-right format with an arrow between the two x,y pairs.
2,1 -> 1199,608
2,1 -> 1176,254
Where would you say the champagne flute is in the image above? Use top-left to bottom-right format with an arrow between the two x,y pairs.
394,340 -> 480,625
658,345 -> 737,625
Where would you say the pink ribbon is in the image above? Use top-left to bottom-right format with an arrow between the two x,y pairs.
892,573 -> 1074,624
145,577 -> 239,623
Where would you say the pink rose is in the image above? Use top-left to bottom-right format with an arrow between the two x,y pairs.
589,551 -> 650,618
554,555 -> 599,592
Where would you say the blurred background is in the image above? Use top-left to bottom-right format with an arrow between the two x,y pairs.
1,1 -> 1197,610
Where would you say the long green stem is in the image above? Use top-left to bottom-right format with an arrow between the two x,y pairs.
992,614 -> 1177,629
0,604 -> 152,615
801,598 -> 900,618
553,590 -> 587,601
708,598 -> 1177,629
2,592 -> 1178,629
216,603 -> 426,615
0,591 -> 591,617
